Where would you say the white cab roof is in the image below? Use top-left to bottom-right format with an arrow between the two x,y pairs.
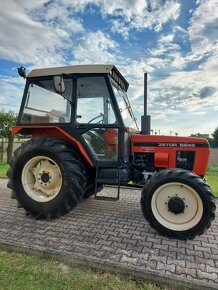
27,64 -> 115,78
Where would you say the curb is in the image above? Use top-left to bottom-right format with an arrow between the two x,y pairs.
0,242 -> 217,290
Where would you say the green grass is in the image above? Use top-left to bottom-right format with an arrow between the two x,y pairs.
206,165 -> 218,173
0,162 -> 9,177
206,175 -> 218,197
205,166 -> 218,197
0,250 -> 162,290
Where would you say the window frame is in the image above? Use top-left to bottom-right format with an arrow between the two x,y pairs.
17,76 -> 73,125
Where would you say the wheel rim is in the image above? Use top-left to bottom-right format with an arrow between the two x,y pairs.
151,182 -> 203,231
21,156 -> 62,202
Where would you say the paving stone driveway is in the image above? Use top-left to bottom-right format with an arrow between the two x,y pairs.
0,179 -> 217,289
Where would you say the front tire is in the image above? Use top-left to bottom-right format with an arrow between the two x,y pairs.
7,137 -> 86,219
141,169 -> 216,240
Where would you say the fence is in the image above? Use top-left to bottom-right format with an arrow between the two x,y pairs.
0,138 -> 25,162
209,148 -> 218,166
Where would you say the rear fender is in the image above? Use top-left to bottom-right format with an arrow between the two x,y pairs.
12,126 -> 93,166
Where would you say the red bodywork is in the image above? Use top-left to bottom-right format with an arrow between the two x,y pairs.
12,126 -> 93,166
132,134 -> 210,176
12,126 -> 210,176
102,128 -> 118,155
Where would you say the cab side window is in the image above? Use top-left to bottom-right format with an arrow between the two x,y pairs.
76,77 -> 116,124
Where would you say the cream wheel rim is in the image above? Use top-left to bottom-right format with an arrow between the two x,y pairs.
151,182 -> 203,231
21,156 -> 62,202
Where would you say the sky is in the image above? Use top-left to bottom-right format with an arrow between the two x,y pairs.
0,0 -> 217,136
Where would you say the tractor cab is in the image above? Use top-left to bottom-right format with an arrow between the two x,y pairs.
16,65 -> 138,168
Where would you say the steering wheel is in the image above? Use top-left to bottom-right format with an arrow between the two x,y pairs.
88,113 -> 104,124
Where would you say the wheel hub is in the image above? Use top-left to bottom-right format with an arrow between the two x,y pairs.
22,157 -> 62,202
41,172 -> 50,183
168,196 -> 185,214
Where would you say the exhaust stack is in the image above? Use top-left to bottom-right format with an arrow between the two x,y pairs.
141,73 -> 151,134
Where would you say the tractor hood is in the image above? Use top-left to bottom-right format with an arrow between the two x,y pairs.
131,134 -> 210,176
131,134 -> 209,148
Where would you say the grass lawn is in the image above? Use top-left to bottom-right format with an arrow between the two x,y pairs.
205,166 -> 218,197
0,162 -> 9,177
0,250 -> 161,290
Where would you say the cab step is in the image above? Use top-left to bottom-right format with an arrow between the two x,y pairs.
94,195 -> 118,201
94,166 -> 121,201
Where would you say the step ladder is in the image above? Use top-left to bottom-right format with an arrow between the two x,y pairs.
94,166 -> 121,201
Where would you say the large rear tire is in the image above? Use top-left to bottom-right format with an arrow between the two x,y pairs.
7,137 -> 86,219
84,183 -> 103,198
141,169 -> 216,240
83,169 -> 103,198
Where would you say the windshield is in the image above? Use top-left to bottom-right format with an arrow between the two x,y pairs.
110,77 -> 138,131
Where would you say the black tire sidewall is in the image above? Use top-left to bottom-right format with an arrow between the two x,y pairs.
13,145 -> 77,215
141,170 -> 213,239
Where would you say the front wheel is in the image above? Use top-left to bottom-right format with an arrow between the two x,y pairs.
141,169 -> 216,240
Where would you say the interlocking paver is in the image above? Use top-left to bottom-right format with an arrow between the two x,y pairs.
0,179 -> 217,289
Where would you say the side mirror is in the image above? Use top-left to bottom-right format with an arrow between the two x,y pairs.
18,66 -> 26,78
53,75 -> 65,94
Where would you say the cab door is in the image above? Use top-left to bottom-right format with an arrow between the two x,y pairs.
74,75 -> 121,164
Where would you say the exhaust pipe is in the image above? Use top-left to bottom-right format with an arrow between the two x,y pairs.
141,73 -> 151,134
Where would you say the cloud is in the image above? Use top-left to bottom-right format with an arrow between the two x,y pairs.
198,86 -> 217,99
0,0 -> 217,135
111,19 -> 131,40
149,68 -> 218,116
72,31 -> 119,63
101,0 -> 180,33
0,76 -> 24,111
188,0 -> 218,55
0,1 -> 79,67
96,0 -> 181,42
31,1 -> 85,34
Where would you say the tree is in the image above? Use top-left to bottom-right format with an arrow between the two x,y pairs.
211,127 -> 218,148
190,133 -> 213,147
0,110 -> 17,163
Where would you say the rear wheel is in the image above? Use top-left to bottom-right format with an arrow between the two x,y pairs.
141,169 -> 216,240
84,170 -> 103,198
7,137 -> 86,219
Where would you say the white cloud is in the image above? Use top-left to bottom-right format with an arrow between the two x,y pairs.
55,0 -> 180,39
0,76 -> 24,111
72,31 -> 119,63
102,0 -> 180,31
111,19 -> 130,40
0,1 -> 80,67
0,0 -> 217,135
31,1 -> 85,34
188,0 -> 218,55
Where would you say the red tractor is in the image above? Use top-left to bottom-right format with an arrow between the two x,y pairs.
7,65 -> 215,240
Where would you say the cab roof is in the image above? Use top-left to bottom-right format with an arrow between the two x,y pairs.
27,64 -> 129,92
27,64 -> 114,77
